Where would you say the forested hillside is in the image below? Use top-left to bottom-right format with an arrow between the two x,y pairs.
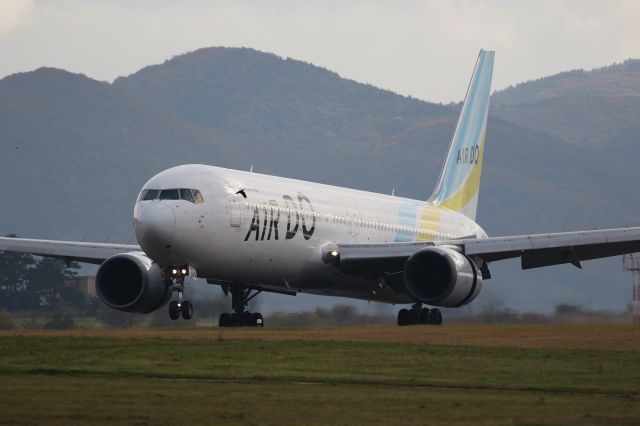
491,59 -> 640,150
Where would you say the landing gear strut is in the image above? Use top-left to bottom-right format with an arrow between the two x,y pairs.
218,284 -> 264,327
167,266 -> 193,320
397,303 -> 442,326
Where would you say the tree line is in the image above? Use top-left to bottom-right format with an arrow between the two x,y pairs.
0,236 -> 85,314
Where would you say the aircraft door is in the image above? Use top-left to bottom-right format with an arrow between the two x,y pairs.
228,194 -> 241,227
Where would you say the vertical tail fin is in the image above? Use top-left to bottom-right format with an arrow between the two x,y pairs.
428,49 -> 494,221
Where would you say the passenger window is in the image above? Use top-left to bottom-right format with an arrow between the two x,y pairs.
141,189 -> 159,201
159,189 -> 180,200
180,188 -> 194,203
192,189 -> 204,204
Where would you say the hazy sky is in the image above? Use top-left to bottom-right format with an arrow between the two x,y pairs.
1,0 -> 639,103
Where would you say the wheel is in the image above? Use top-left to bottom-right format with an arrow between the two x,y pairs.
432,308 -> 443,325
168,301 -> 180,320
219,312 -> 231,327
239,312 -> 254,327
229,313 -> 239,326
397,308 -> 408,326
254,313 -> 264,327
419,307 -> 433,324
181,300 -> 193,320
407,309 -> 419,325
245,312 -> 263,327
398,308 -> 416,326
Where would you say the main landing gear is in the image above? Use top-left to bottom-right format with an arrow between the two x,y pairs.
167,266 -> 193,321
218,284 -> 264,327
397,303 -> 443,326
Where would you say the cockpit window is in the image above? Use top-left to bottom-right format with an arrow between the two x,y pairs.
140,189 -> 159,201
139,188 -> 204,203
179,188 -> 194,203
192,189 -> 204,204
159,189 -> 180,200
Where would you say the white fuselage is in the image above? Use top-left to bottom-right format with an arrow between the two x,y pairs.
133,164 -> 487,304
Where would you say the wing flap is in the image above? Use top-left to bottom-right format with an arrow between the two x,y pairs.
0,237 -> 141,265
521,240 -> 640,269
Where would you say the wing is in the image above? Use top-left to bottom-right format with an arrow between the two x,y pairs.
463,227 -> 640,269
324,226 -> 640,275
0,237 -> 141,265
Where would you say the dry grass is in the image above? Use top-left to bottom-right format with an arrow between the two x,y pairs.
3,323 -> 640,350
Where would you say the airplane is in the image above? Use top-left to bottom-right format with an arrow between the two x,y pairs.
2,49 -> 640,327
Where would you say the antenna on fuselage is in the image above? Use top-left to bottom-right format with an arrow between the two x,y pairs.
391,188 -> 395,197
249,164 -> 254,173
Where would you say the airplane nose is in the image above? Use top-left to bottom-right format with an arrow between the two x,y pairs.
134,202 -> 176,248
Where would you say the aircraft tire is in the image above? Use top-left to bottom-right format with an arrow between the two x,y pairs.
239,312 -> 254,326
419,308 -> 432,324
432,308 -> 443,325
168,301 -> 180,320
219,313 -> 231,327
253,313 -> 264,327
229,313 -> 239,325
181,300 -> 193,320
397,308 -> 412,326
218,312 -> 264,327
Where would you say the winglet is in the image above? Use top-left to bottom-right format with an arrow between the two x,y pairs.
428,49 -> 494,220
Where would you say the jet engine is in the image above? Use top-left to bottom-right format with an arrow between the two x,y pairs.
403,246 -> 482,307
96,252 -> 171,313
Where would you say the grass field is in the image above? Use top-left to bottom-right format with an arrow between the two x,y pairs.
1,324 -> 640,425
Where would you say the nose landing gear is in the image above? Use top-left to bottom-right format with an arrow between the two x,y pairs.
168,297 -> 193,320
167,266 -> 194,321
397,303 -> 443,326
218,284 -> 264,327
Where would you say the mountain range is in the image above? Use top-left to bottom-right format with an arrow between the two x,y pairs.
1,47 -> 639,313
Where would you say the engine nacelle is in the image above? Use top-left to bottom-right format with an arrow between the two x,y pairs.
96,252 -> 171,313
403,246 -> 482,307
